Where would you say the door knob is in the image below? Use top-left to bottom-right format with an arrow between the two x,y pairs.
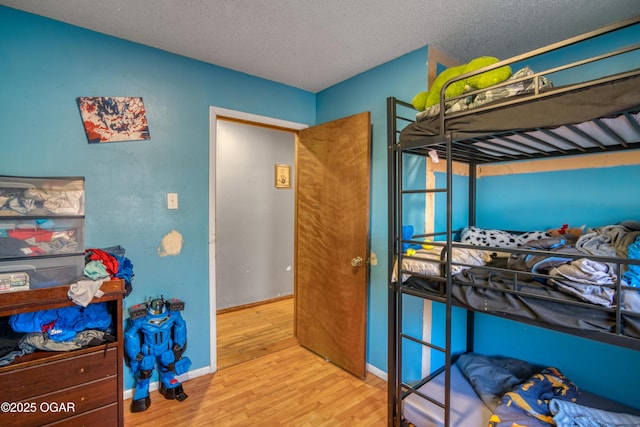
351,256 -> 363,267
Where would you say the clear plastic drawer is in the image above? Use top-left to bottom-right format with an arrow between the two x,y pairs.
0,176 -> 84,216
0,218 -> 84,259
0,255 -> 85,290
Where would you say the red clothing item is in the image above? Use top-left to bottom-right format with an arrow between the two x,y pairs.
8,228 -> 54,242
87,248 -> 119,276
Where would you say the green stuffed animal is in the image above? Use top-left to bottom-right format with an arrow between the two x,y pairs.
412,56 -> 512,111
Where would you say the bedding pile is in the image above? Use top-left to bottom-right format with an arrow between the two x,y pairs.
396,222 -> 640,338
458,223 -> 640,309
415,67 -> 553,121
457,353 -> 640,427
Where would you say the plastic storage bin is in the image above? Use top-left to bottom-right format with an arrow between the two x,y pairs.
0,176 -> 84,216
0,218 -> 84,259
0,176 -> 85,290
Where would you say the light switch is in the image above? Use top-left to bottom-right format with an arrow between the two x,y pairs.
167,193 -> 179,210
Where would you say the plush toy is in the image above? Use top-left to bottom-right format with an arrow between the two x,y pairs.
412,56 -> 512,111
547,224 -> 585,239
402,225 -> 423,254
422,239 -> 434,250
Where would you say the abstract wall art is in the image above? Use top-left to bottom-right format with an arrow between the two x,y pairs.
77,96 -> 151,144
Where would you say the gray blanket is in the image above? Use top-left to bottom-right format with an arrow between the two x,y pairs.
576,225 -> 640,259
549,259 -> 617,307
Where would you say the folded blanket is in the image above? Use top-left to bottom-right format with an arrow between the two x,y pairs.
550,399 -> 640,427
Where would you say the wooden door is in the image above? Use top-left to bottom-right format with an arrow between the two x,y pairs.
295,112 -> 371,378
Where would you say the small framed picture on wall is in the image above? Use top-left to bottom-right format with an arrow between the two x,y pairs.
274,164 -> 291,189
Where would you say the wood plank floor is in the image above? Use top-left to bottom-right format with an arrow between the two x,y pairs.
217,297 -> 298,369
124,298 -> 388,426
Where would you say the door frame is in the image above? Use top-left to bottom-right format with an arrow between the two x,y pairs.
208,106 -> 307,372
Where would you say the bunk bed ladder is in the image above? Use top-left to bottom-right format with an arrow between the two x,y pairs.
388,97 -> 466,427
387,96 -> 400,427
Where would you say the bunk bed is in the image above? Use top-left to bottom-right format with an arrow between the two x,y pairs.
387,16 -> 640,427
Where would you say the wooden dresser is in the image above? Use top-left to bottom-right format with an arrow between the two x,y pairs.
0,279 -> 125,427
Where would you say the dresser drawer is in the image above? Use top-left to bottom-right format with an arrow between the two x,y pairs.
0,376 -> 116,427
1,347 -> 117,401
45,403 -> 119,427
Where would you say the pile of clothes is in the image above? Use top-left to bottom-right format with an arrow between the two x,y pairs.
0,303 -> 114,366
0,245 -> 134,367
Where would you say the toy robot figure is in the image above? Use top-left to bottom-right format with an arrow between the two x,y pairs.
124,297 -> 191,412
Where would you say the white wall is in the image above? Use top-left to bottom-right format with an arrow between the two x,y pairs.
215,120 -> 295,309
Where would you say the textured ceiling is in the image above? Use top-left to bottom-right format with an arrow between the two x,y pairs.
2,0 -> 640,92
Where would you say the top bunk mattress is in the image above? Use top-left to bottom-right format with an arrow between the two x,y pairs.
399,71 -> 640,154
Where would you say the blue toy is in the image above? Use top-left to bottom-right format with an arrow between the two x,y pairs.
124,297 -> 191,412
402,225 -> 423,253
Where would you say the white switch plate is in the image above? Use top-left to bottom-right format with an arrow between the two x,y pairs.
167,193 -> 179,210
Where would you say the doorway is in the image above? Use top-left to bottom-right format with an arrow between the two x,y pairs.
208,107 -> 307,372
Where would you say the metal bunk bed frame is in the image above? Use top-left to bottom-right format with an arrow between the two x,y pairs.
388,16 -> 640,427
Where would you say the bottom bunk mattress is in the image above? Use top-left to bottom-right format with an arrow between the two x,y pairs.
403,354 -> 640,427
403,364 -> 492,427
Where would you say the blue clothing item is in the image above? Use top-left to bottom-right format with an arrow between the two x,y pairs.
35,219 -> 56,229
9,303 -> 112,342
112,253 -> 134,296
9,309 -> 58,333
113,254 -> 134,282
623,236 -> 640,287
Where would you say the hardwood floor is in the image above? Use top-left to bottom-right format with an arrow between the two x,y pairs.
217,296 -> 297,369
124,298 -> 388,426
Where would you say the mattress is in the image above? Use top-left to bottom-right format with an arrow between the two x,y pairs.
399,72 -> 640,155
403,364 -> 491,427
403,363 -> 640,427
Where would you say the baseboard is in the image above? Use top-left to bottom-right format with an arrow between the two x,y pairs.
367,363 -> 388,381
216,294 -> 294,315
123,365 -> 212,400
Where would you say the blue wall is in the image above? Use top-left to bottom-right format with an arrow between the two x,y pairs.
473,164 -> 640,408
0,6 -> 315,390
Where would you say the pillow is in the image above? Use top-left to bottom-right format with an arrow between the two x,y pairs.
457,353 -> 542,410
461,226 -> 551,249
